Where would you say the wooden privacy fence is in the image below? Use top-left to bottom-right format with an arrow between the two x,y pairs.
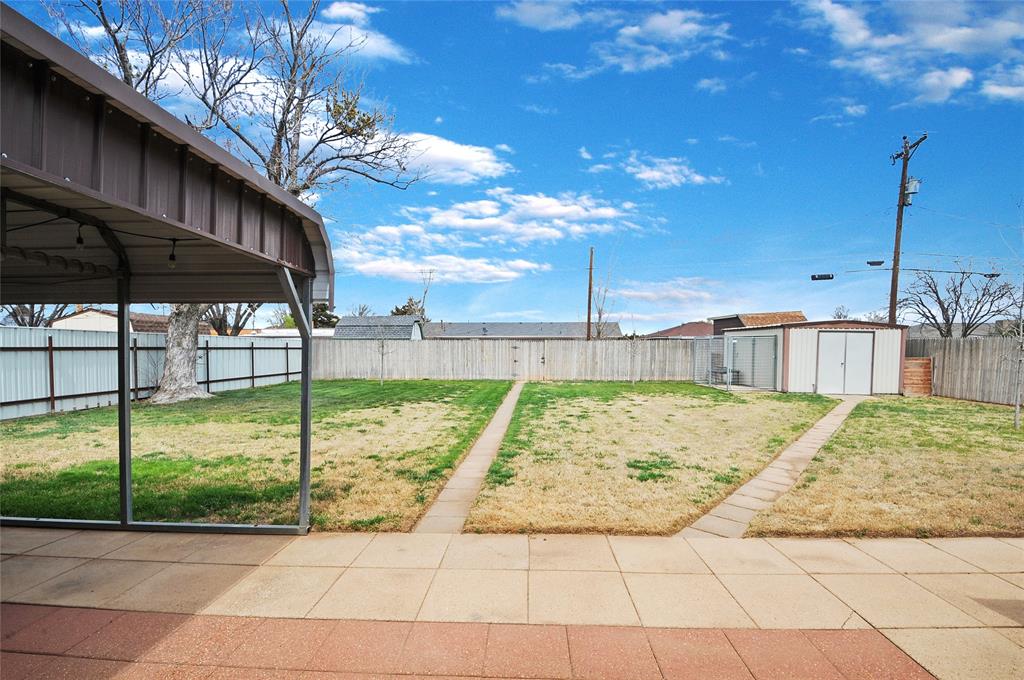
0,327 -> 301,420
312,338 -> 696,382
905,337 -> 1020,406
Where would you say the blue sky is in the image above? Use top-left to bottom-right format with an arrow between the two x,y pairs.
24,1 -> 1024,332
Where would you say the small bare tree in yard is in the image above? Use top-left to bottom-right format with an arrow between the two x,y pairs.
625,333 -> 644,384
832,305 -> 851,320
900,265 -> 1019,338
348,304 -> 373,317
51,0 -> 417,403
203,303 -> 259,336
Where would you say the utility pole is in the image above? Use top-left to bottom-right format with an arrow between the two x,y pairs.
887,133 -> 928,325
1014,269 -> 1023,429
586,246 -> 594,340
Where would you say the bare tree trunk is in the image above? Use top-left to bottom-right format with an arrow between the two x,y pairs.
150,303 -> 213,404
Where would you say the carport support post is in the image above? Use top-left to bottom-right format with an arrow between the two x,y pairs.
117,276 -> 133,525
298,277 -> 313,528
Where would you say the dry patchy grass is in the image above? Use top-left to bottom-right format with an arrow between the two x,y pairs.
747,397 -> 1024,538
1,380 -> 510,530
463,382 -> 836,535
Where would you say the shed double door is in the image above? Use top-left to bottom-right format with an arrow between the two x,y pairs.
817,332 -> 873,394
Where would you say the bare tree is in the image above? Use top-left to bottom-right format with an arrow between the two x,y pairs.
862,308 -> 889,324
625,333 -> 644,384
0,304 -> 74,327
900,265 -> 1018,338
203,303 -> 259,336
348,304 -> 373,317
832,305 -> 851,320
51,0 -> 417,403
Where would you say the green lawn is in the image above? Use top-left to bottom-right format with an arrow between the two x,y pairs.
464,382 -> 837,534
1,379 -> 511,530
748,397 -> 1024,537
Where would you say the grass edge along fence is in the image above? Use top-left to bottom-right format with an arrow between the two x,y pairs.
906,336 -> 1021,406
1,326 -> 301,420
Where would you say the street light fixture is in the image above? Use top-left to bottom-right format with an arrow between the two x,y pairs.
867,260 -> 885,267
810,274 -> 834,281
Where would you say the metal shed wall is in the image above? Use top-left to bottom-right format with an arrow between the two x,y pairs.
786,327 -> 903,394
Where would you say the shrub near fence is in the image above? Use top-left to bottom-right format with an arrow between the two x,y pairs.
905,336 -> 1021,406
312,337 -> 696,382
0,327 -> 302,420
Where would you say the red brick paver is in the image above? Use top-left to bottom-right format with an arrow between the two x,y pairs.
0,604 -> 939,679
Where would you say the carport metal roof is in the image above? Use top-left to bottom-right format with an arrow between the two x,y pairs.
0,4 -> 332,535
0,3 -> 333,306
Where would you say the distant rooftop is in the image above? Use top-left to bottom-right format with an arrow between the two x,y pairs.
423,321 -> 622,339
645,321 -> 713,338
333,315 -> 423,340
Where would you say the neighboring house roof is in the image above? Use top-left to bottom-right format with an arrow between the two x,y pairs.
53,308 -> 212,334
645,321 -> 713,338
422,322 -> 623,339
333,315 -> 423,339
710,311 -> 808,326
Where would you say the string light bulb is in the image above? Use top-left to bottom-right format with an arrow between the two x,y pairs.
75,224 -> 84,250
168,238 -> 178,270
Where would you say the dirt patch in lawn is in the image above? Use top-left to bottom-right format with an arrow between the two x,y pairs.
747,397 -> 1024,538
464,383 -> 835,535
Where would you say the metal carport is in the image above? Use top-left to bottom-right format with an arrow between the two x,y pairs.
0,4 -> 334,535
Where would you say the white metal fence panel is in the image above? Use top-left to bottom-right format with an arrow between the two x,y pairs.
1,327 -> 302,419
906,336 -> 1019,405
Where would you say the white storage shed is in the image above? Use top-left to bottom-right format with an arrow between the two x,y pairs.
723,320 -> 908,395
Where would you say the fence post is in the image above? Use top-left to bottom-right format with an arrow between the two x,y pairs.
250,341 -> 256,388
285,342 -> 289,382
47,335 -> 55,412
205,339 -> 211,392
132,337 -> 139,401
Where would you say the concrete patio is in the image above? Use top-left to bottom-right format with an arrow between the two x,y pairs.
1,527 -> 1022,678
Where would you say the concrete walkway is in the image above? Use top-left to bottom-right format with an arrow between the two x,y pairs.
681,395 -> 868,539
2,528 -> 1021,678
414,380 -> 525,533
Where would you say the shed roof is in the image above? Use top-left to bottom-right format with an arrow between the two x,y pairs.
0,4 -> 333,305
422,321 -> 622,339
333,315 -> 422,339
710,311 -> 807,326
725,319 -> 907,331
645,321 -> 713,338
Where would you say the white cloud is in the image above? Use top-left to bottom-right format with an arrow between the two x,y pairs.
623,152 -> 725,189
810,97 -> 868,125
785,46 -> 811,56
798,0 -> 1024,104
686,138 -> 699,145
434,116 -> 443,124
844,103 -> 868,116
914,66 -> 974,103
406,133 -> 514,185
336,248 -> 550,284
981,63 -> 1024,101
615,277 -> 715,305
585,163 -> 613,173
495,1 -> 618,31
695,77 -> 727,93
520,103 -> 559,115
495,143 -> 515,154
578,146 -> 593,160
716,135 -> 757,148
321,2 -> 380,26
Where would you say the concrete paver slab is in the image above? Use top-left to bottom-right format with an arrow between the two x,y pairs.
2,606 -> 121,654
607,536 -> 710,574
183,534 -> 294,565
440,534 -> 529,570
883,628 -> 1024,680
266,532 -> 373,567
646,628 -> 754,680
483,623 -> 571,679
0,528 -> 78,555
687,538 -> 802,574
848,538 -> 980,573
202,565 -> 341,617
529,534 -> 617,571
767,538 -> 894,573
925,537 -> 1024,573
66,611 -> 190,661
414,516 -> 466,533
223,618 -> 335,670
307,619 -> 410,674
105,562 -> 254,614
103,533 -> 216,562
529,571 -> 639,626
726,629 -> 845,680
398,621 -> 488,676
624,573 -> 754,628
998,572 -> 1024,588
720,574 -> 855,629
138,614 -> 258,665
1,603 -> 57,640
690,514 -> 746,538
0,556 -> 88,598
909,573 -> 1024,627
351,533 -> 451,568
26,530 -> 146,558
306,567 -> 434,620
996,627 -> 1024,648
816,574 -> 983,628
418,568 -> 527,623
12,559 -> 168,608
566,625 -> 661,680
803,630 -> 935,679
